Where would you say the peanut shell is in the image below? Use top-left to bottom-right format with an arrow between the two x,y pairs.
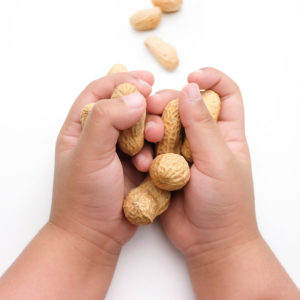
111,83 -> 146,156
107,64 -> 128,75
80,103 -> 96,127
150,153 -> 190,191
123,177 -> 171,225
130,7 -> 162,31
156,98 -> 182,155
152,0 -> 183,12
145,36 -> 179,71
181,90 -> 221,162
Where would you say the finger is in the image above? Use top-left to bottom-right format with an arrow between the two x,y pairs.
147,89 -> 180,114
180,83 -> 232,171
130,70 -> 155,87
188,67 -> 244,131
132,142 -> 154,173
58,71 -> 154,147
144,114 -> 164,143
75,93 -> 146,165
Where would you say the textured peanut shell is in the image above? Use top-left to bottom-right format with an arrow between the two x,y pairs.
80,103 -> 96,127
111,83 -> 145,156
145,36 -> 179,71
152,0 -> 183,12
107,64 -> 128,75
150,153 -> 190,191
130,7 -> 162,31
156,99 -> 182,155
181,90 -> 221,162
123,177 -> 171,225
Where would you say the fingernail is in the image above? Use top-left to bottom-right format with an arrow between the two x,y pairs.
145,121 -> 155,132
139,79 -> 152,87
123,93 -> 144,108
187,83 -> 201,102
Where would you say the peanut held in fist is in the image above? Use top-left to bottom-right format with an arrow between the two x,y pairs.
150,153 -> 190,191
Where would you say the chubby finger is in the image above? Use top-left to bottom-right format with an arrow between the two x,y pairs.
180,83 -> 231,170
147,89 -> 180,115
188,67 -> 244,126
144,114 -> 164,143
75,93 -> 146,165
132,142 -> 154,173
58,71 -> 154,150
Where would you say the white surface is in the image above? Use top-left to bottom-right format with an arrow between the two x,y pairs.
1,0 -> 300,298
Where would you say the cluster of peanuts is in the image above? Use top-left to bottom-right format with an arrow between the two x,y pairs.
130,0 -> 182,71
80,65 -> 221,225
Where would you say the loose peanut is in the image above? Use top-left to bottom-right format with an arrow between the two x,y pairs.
145,36 -> 179,71
123,177 -> 171,225
111,83 -> 146,156
150,153 -> 190,191
130,7 -> 162,31
181,90 -> 221,162
156,98 -> 182,155
152,0 -> 183,12
107,64 -> 128,75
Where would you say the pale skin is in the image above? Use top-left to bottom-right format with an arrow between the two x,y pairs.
0,68 -> 299,299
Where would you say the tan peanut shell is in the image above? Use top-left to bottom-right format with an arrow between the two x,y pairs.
152,0 -> 183,12
80,103 -> 96,127
107,64 -> 128,75
150,153 -> 190,191
156,98 -> 182,155
111,83 -> 146,156
123,177 -> 171,225
145,36 -> 179,71
181,90 -> 221,162
130,7 -> 162,31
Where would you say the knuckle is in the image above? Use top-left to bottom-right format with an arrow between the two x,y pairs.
92,101 -> 109,120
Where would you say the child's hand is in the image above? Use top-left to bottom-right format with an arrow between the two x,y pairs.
51,71 -> 158,257
148,68 -> 257,258
147,68 -> 299,299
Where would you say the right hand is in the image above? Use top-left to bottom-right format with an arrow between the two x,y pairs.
147,67 -> 260,263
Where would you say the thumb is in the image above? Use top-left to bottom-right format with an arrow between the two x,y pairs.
179,83 -> 231,169
75,93 -> 146,164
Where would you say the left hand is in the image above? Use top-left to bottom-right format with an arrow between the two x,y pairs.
50,71 -> 160,261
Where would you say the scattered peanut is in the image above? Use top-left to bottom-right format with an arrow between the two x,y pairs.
156,98 -> 182,155
182,90 -> 221,162
111,83 -> 146,156
107,64 -> 128,75
145,36 -> 179,71
150,153 -> 190,191
152,0 -> 183,12
130,7 -> 162,31
123,176 -> 171,225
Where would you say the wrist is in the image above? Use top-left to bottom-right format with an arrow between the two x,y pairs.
184,227 -> 261,269
184,233 -> 299,300
46,219 -> 121,268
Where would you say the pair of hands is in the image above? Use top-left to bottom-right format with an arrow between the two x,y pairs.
50,67 -> 258,266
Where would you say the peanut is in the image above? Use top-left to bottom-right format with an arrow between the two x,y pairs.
80,103 -> 95,127
111,83 -> 146,156
107,64 -> 128,75
156,98 -> 182,155
145,36 -> 179,71
152,0 -> 183,12
181,90 -> 221,162
130,7 -> 162,31
123,177 -> 171,225
150,153 -> 190,191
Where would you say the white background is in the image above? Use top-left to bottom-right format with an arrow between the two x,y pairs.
1,0 -> 300,299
